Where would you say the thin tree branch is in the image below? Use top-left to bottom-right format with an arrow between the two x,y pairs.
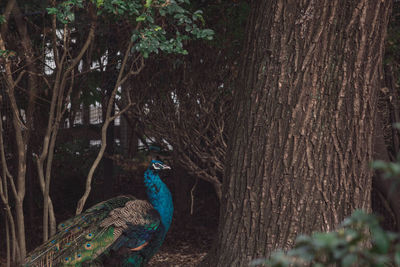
76,39 -> 143,214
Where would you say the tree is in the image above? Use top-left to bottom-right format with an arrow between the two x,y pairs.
0,0 -> 213,264
203,1 -> 393,266
124,2 -> 250,201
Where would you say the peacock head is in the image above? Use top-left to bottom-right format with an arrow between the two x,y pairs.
144,159 -> 171,187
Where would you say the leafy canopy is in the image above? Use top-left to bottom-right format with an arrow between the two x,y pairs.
46,0 -> 214,58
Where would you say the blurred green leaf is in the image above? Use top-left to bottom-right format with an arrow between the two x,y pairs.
136,15 -> 146,22
95,0 -> 104,7
395,249 -> 400,265
46,7 -> 59,14
145,0 -> 152,8
341,254 -> 357,267
311,232 -> 338,249
371,227 -> 389,253
393,122 -> 400,129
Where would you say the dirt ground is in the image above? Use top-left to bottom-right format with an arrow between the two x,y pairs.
148,223 -> 214,267
148,240 -> 208,267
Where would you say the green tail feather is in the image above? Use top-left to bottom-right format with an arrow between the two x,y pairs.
25,191 -> 169,266
25,196 -> 134,266
61,227 -> 116,266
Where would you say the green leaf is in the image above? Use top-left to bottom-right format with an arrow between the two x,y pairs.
341,254 -> 357,267
193,10 -> 203,15
131,32 -> 139,42
386,231 -> 399,242
145,0 -> 152,8
159,8 -> 166,16
0,15 -> 6,24
343,229 -> 361,244
46,7 -> 59,15
371,160 -> 388,170
146,14 -> 154,23
389,162 -> 400,175
66,12 -> 75,22
371,227 -> 389,253
95,0 -> 104,7
289,247 -> 314,261
136,15 -> 146,22
311,232 -> 338,249
192,10 -> 204,22
393,122 -> 400,129
395,249 -> 400,265
202,29 -> 215,37
332,247 -> 348,259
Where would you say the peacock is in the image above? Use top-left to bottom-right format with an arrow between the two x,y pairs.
23,159 -> 173,267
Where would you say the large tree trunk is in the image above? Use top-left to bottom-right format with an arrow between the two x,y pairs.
203,1 -> 392,266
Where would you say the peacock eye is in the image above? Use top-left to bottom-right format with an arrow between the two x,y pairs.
53,243 -> 60,251
64,257 -> 70,263
86,233 -> 94,239
85,242 -> 93,250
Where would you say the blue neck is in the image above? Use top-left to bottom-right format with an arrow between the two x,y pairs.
143,169 -> 173,232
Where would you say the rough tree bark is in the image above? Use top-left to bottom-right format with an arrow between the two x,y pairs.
203,1 -> 392,266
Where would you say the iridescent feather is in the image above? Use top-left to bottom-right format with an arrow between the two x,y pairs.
24,160 -> 173,267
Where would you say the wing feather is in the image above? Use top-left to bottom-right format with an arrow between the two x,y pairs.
24,196 -> 160,266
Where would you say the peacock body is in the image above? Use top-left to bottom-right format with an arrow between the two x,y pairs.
24,160 -> 173,267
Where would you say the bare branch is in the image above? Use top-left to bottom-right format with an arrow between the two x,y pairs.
0,113 -> 18,199
76,38 -> 144,214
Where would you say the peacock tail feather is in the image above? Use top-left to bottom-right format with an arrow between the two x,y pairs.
24,160 -> 173,267
25,196 -> 133,266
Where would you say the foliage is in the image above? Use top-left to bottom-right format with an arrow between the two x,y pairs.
252,210 -> 400,267
0,14 -> 5,24
46,0 -> 214,58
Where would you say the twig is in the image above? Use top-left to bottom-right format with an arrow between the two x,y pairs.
190,178 -> 199,215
